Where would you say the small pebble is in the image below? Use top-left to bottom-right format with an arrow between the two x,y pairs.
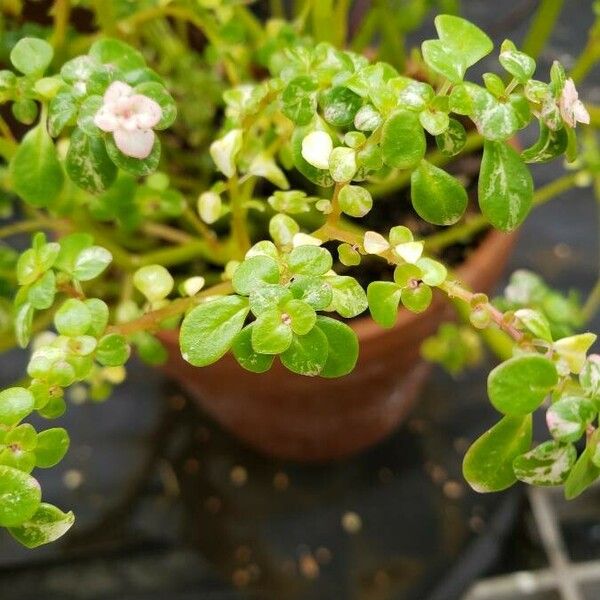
342,511 -> 362,534
63,469 -> 84,490
230,465 -> 248,487
273,471 -> 289,490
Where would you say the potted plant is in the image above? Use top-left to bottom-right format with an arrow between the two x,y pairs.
0,0 -> 599,550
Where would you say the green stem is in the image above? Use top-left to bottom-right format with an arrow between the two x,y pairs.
521,0 -> 565,60
0,218 -> 69,239
311,0 -> 334,43
228,175 -> 251,259
582,175 -> 600,323
51,0 -> 71,58
587,104 -> 600,127
571,17 -> 600,83
91,0 -> 117,36
108,281 -> 233,336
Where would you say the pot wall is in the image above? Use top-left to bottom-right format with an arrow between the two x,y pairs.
160,230 -> 516,462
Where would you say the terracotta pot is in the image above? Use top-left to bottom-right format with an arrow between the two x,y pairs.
159,228 -> 517,463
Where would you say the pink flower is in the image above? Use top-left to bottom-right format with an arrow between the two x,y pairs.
558,79 -> 590,128
94,81 -> 162,159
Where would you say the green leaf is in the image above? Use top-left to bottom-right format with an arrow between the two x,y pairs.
410,160 -> 468,226
514,309 -> 553,342
77,95 -> 103,137
546,395 -> 596,443
89,38 -> 145,71
513,440 -> 576,486
580,356 -> 600,399
0,465 -> 41,527
564,447 -> 600,500
0,388 -> 34,426
338,185 -> 372,217
367,281 -> 401,328
134,82 -> 177,130
521,123 -> 568,164
232,256 -> 280,296
320,86 -> 362,127
463,415 -> 532,492
499,40 -> 536,83
96,333 -> 130,367
488,354 -> 558,416
315,316 -> 359,378
422,15 -> 493,83
251,309 -> 293,355
478,140 -> 534,232
27,269 -> 56,310
288,246 -> 332,276
12,99 -> 38,125
280,327 -> 329,376
289,276 -> 333,310
34,428 -> 70,468
9,502 -> 74,548
54,233 -> 94,274
11,123 -> 64,207
460,83 -> 521,141
180,296 -> 249,367
10,38 -> 53,75
380,110 -> 426,170
283,299 -> 316,335
419,108 -> 449,136
66,128 -> 117,194
15,302 -> 34,348
232,324 -> 274,373
435,118 -> 467,157
84,299 -> 109,337
416,258 -> 447,287
106,135 -> 161,177
328,147 -> 357,183
282,76 -> 318,126
54,299 -> 92,337
72,246 -> 112,281
401,284 -> 433,313
327,275 -> 368,318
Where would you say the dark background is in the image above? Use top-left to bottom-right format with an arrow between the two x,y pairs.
0,1 -> 599,599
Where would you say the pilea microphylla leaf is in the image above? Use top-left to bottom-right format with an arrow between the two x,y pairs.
233,256 -> 280,295
315,316 -> 359,378
513,440 -> 576,486
180,296 -> 249,367
488,354 -> 558,416
410,160 -> 468,226
280,326 -> 329,376
380,110 -> 426,170
463,414 -> 532,493
11,123 -> 64,208
9,503 -> 74,549
478,140 -> 534,232
232,324 -> 274,373
422,15 -> 493,83
546,395 -> 596,443
368,281 -> 401,328
565,445 -> 600,500
0,465 -> 41,527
